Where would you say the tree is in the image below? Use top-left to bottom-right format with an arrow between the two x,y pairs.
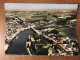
53,15 -> 58,18
56,19 -> 67,26
49,29 -> 59,34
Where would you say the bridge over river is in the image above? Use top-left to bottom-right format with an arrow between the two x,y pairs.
5,25 -> 72,55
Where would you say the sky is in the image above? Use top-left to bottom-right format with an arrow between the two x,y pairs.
5,3 -> 78,11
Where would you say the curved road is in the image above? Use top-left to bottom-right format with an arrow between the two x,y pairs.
5,28 -> 33,55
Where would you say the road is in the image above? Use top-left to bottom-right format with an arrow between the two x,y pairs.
5,22 -> 55,55
31,27 -> 71,55
5,28 -> 33,55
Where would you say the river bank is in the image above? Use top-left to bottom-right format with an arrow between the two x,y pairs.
5,28 -> 33,55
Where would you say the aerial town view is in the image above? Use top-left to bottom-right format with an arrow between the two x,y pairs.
5,3 -> 79,56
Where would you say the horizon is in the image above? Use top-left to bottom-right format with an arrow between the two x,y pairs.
5,3 -> 78,11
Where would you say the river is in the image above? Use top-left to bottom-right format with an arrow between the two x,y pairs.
5,28 -> 33,55
5,22 -> 53,55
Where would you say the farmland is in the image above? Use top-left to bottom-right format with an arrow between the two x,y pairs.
5,9 -> 79,56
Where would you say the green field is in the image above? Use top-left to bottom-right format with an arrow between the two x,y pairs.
57,26 -> 77,39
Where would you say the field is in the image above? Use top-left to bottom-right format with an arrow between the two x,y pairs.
5,9 -> 79,56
